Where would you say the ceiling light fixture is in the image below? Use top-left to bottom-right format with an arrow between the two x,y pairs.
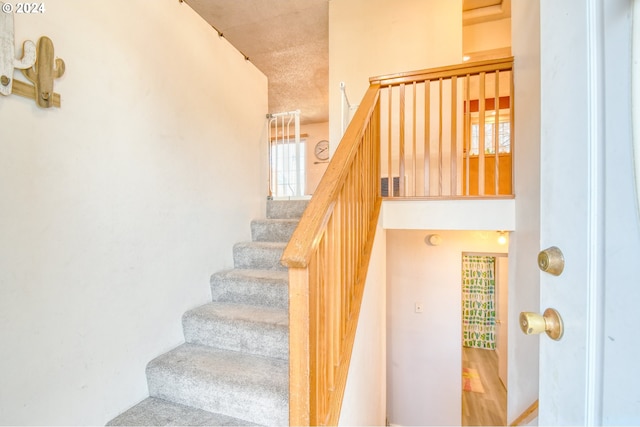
497,231 -> 507,245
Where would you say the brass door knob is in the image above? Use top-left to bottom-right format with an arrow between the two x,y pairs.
538,246 -> 564,275
519,308 -> 564,340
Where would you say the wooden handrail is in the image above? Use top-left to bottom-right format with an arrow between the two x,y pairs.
283,83 -> 382,426
510,399 -> 539,426
282,83 -> 381,269
369,57 -> 514,86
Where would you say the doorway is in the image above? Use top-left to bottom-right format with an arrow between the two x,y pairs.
461,253 -> 508,426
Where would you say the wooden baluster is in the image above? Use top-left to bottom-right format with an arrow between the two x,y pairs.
323,249 -> 329,423
310,258 -> 319,424
494,70 -> 500,195
438,78 -> 443,196
387,86 -> 393,197
424,81 -> 431,196
331,203 -> 341,376
465,74 -> 471,196
399,84 -> 406,197
510,70 -> 515,195
412,82 -> 417,197
479,72 -> 486,196
451,75 -> 458,196
341,192 -> 348,340
325,223 -> 335,396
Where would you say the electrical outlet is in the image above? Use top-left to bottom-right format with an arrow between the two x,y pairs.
415,302 -> 424,313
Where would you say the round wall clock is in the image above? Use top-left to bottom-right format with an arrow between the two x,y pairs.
314,139 -> 330,161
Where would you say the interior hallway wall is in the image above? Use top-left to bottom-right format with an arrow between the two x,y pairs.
0,1 -> 267,424
386,229 -> 507,426
339,220 -> 387,426
328,0 -> 462,157
463,18 -> 511,55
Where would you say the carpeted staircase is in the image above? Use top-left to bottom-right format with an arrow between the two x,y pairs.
107,200 -> 308,427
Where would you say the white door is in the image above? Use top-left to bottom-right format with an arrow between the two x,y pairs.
538,0 -> 640,424
495,257 -> 508,389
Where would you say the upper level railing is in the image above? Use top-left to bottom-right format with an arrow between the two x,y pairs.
372,57 -> 514,198
283,57 -> 514,426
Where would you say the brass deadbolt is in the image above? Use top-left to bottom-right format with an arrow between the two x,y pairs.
538,246 -> 565,276
0,75 -> 10,86
519,308 -> 564,341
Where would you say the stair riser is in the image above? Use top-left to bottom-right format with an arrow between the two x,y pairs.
147,362 -> 288,426
266,199 -> 309,219
233,245 -> 287,271
106,397 -> 257,426
183,316 -> 288,360
251,220 -> 298,242
210,274 -> 288,309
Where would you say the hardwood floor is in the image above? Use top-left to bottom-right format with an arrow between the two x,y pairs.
462,347 -> 507,426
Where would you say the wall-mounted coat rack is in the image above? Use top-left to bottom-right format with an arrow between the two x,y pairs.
0,2 -> 64,108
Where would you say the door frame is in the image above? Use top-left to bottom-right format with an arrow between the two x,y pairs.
538,0 -> 607,423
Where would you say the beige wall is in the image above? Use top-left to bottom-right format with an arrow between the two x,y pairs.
329,0 -> 463,156
386,229 -> 508,425
463,18 -> 512,55
0,1 -> 267,424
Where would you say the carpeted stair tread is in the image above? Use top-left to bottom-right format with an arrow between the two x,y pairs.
266,199 -> 309,219
106,397 -> 257,426
210,269 -> 288,309
251,218 -> 299,242
183,302 -> 288,359
107,200 -> 308,426
233,241 -> 287,271
147,343 -> 288,426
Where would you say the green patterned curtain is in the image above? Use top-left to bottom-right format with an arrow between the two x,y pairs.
462,255 -> 496,349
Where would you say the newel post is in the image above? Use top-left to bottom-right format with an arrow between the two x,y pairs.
289,267 -> 311,425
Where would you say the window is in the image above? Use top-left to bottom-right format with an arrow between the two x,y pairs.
469,112 -> 511,155
271,140 -> 306,197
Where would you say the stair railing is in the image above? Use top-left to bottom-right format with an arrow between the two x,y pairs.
371,57 -> 514,198
510,400 -> 539,426
283,57 -> 515,425
282,84 -> 382,426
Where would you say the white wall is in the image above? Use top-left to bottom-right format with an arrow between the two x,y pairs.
508,0 -> 541,423
383,199 -> 515,231
339,221 -> 387,426
601,0 -> 640,422
328,0 -> 462,155
0,1 -> 267,424
386,229 -> 507,426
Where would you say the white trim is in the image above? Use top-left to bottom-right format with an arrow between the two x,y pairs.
585,0 -> 605,424
632,0 -> 640,215
381,199 -> 515,231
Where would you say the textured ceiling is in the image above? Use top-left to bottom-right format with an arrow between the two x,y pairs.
183,0 -> 507,126
185,0 -> 329,125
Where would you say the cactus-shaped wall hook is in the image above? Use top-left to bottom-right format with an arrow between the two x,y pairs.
0,2 -> 36,96
21,36 -> 65,108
